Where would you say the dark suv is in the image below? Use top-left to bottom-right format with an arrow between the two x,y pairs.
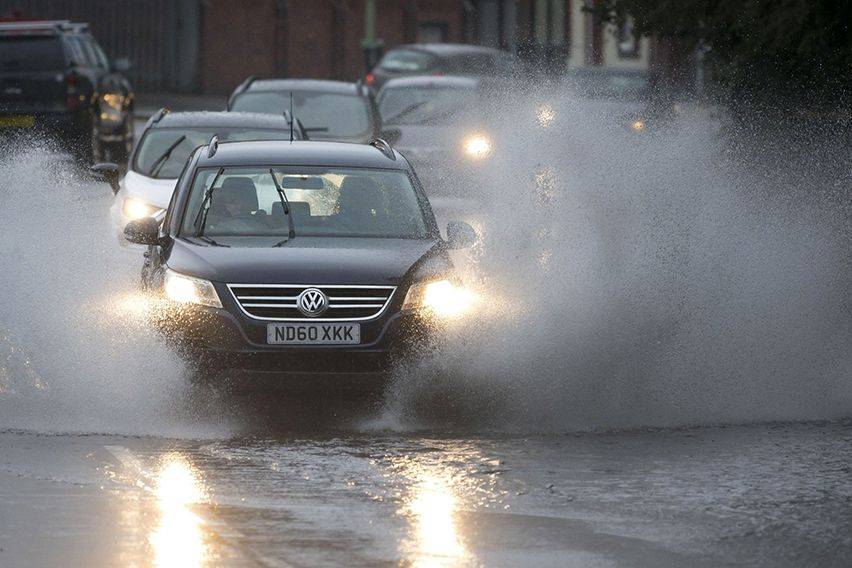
123,138 -> 477,391
0,20 -> 134,162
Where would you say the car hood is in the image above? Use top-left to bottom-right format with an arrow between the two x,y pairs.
121,170 -> 178,210
166,236 -> 447,285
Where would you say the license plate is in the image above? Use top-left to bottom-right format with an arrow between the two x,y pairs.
267,323 -> 361,345
0,115 -> 35,128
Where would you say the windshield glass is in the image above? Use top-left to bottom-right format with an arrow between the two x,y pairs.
230,91 -> 372,141
377,49 -> 436,72
378,86 -> 478,125
180,167 -> 429,240
134,127 -> 291,179
566,71 -> 651,100
0,36 -> 65,70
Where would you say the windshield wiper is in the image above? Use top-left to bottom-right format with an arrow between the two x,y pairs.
148,135 -> 187,177
193,167 -> 225,237
269,168 -> 296,243
195,235 -> 229,247
383,101 -> 427,124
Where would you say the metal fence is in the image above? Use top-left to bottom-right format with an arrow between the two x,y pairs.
0,0 -> 200,92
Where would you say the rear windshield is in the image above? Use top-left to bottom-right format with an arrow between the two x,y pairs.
377,49 -> 436,72
444,53 -> 515,75
0,36 -> 65,71
134,127 -> 292,179
231,91 -> 373,141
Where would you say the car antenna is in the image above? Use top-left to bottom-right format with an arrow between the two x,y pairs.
289,92 -> 294,143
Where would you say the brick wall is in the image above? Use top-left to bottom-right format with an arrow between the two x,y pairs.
199,0 -> 469,94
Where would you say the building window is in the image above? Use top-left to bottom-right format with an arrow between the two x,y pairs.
617,15 -> 639,58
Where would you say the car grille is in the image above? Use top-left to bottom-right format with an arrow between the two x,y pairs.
227,284 -> 396,321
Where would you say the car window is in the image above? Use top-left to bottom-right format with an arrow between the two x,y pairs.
181,167 -> 429,239
0,36 -> 66,70
566,71 -> 651,100
378,85 -> 478,125
134,127 -> 294,179
65,36 -> 90,67
231,91 -> 373,141
88,40 -> 110,69
80,38 -> 104,68
377,49 -> 436,72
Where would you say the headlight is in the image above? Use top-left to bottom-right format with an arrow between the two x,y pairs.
462,134 -> 492,160
164,269 -> 222,308
123,197 -> 164,220
630,119 -> 646,132
402,279 -> 476,319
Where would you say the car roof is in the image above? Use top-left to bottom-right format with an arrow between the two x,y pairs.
392,43 -> 506,57
380,75 -> 480,90
245,79 -> 361,95
154,111 -> 292,130
195,140 -> 407,170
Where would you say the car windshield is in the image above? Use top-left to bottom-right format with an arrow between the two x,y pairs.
180,167 -> 429,240
134,127 -> 291,179
378,86 -> 478,125
566,71 -> 651,100
230,91 -> 372,141
377,49 -> 436,72
0,36 -> 65,70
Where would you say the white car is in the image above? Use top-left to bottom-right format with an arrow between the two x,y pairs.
92,109 -> 306,245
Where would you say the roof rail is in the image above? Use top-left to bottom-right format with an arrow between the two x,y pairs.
206,134 -> 220,158
142,107 -> 170,131
368,138 -> 395,160
0,20 -> 83,32
237,75 -> 256,94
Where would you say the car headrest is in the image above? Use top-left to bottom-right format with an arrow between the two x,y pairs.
271,201 -> 311,219
338,176 -> 384,213
216,176 -> 258,211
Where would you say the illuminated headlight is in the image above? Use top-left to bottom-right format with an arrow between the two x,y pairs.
462,134 -> 492,160
123,197 -> 164,220
402,279 -> 476,319
164,269 -> 222,308
630,119 -> 646,132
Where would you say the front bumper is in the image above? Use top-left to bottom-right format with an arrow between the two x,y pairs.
153,297 -> 431,380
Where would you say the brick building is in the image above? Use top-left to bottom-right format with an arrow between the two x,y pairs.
0,1 -> 685,94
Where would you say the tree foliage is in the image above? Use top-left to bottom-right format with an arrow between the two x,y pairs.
592,0 -> 851,107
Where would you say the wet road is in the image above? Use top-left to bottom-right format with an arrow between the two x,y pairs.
1,420 -> 850,567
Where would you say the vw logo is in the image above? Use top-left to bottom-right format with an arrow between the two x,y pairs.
297,288 -> 328,317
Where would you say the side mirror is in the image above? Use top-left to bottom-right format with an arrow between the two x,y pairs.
446,220 -> 477,249
112,57 -> 132,73
124,217 -> 160,245
90,162 -> 121,194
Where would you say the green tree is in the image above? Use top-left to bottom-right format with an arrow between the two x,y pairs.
592,0 -> 851,109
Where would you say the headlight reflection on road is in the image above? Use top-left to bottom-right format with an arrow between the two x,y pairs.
150,454 -> 210,568
405,472 -> 468,567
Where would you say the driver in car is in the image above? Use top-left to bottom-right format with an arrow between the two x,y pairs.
206,177 -> 266,233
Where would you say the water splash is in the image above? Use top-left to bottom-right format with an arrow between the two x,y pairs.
384,91 -> 852,432
0,140 -> 222,437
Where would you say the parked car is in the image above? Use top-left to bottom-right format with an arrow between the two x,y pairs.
0,20 -> 134,162
228,78 -> 379,143
366,43 -> 518,89
122,138 -> 478,392
91,109 -> 306,243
